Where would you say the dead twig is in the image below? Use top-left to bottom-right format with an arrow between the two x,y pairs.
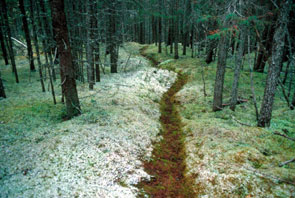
273,131 -> 295,142
122,53 -> 132,72
279,158 -> 295,167
245,167 -> 295,186
231,116 -> 252,127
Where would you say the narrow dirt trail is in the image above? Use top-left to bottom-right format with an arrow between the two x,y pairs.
138,46 -> 196,197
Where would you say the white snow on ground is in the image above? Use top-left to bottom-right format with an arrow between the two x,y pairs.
0,56 -> 177,197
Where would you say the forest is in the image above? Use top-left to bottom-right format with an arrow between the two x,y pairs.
0,0 -> 294,197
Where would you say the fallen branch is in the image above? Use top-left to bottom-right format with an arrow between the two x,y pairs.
279,158 -> 295,167
11,37 -> 27,48
122,53 -> 131,72
245,167 -> 295,186
273,131 -> 295,141
231,116 -> 252,127
278,79 -> 293,109
223,98 -> 248,107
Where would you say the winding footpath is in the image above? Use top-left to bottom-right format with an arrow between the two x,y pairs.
138,46 -> 196,197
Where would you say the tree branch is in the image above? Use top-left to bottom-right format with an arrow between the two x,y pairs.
273,131 -> 295,142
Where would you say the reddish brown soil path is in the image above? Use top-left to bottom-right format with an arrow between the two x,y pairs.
138,46 -> 196,198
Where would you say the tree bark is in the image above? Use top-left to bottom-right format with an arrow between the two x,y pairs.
39,0 -> 56,80
93,2 -> 100,82
230,26 -> 246,111
107,3 -> 118,73
1,0 -> 19,83
86,0 -> 95,90
258,1 -> 290,127
19,0 -> 36,71
292,87 -> 295,109
50,0 -> 81,118
174,0 -> 179,59
29,0 -> 45,92
213,32 -> 228,111
254,23 -> 276,73
0,70 -> 6,98
205,40 -> 216,64
158,0 -> 163,53
0,24 -> 9,65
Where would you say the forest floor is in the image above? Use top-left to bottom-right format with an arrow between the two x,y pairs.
137,46 -> 196,197
0,43 -> 177,197
0,42 -> 295,198
142,44 -> 295,197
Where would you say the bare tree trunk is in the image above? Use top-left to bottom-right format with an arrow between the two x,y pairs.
258,1 -> 290,127
19,0 -> 36,72
191,23 -> 194,58
292,87 -> 295,110
0,24 -> 9,65
213,32 -> 228,111
0,70 -> 6,98
39,0 -> 56,80
29,0 -> 45,92
158,0 -> 163,53
86,0 -> 95,90
230,26 -> 246,111
205,40 -> 216,64
248,35 -> 259,121
47,64 -> 56,104
93,3 -> 100,82
174,0 -> 179,59
50,0 -> 81,118
107,3 -> 118,73
1,0 -> 19,83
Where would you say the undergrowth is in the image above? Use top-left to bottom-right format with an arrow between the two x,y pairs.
143,44 -> 295,197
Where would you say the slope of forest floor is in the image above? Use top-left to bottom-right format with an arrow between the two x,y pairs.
143,45 -> 295,197
0,43 -> 177,197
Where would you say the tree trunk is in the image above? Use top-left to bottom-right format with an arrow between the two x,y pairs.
205,40 -> 216,64
174,0 -> 179,59
29,0 -> 45,92
108,3 -> 118,73
158,0 -> 162,53
254,24 -> 275,73
0,70 -> 6,98
93,3 -> 100,82
86,0 -> 95,90
1,0 -> 19,83
230,26 -> 246,111
0,24 -> 9,65
292,87 -> 295,109
39,0 -> 56,80
19,0 -> 36,71
50,0 -> 81,118
258,1 -> 290,127
213,33 -> 228,111
191,23 -> 194,58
